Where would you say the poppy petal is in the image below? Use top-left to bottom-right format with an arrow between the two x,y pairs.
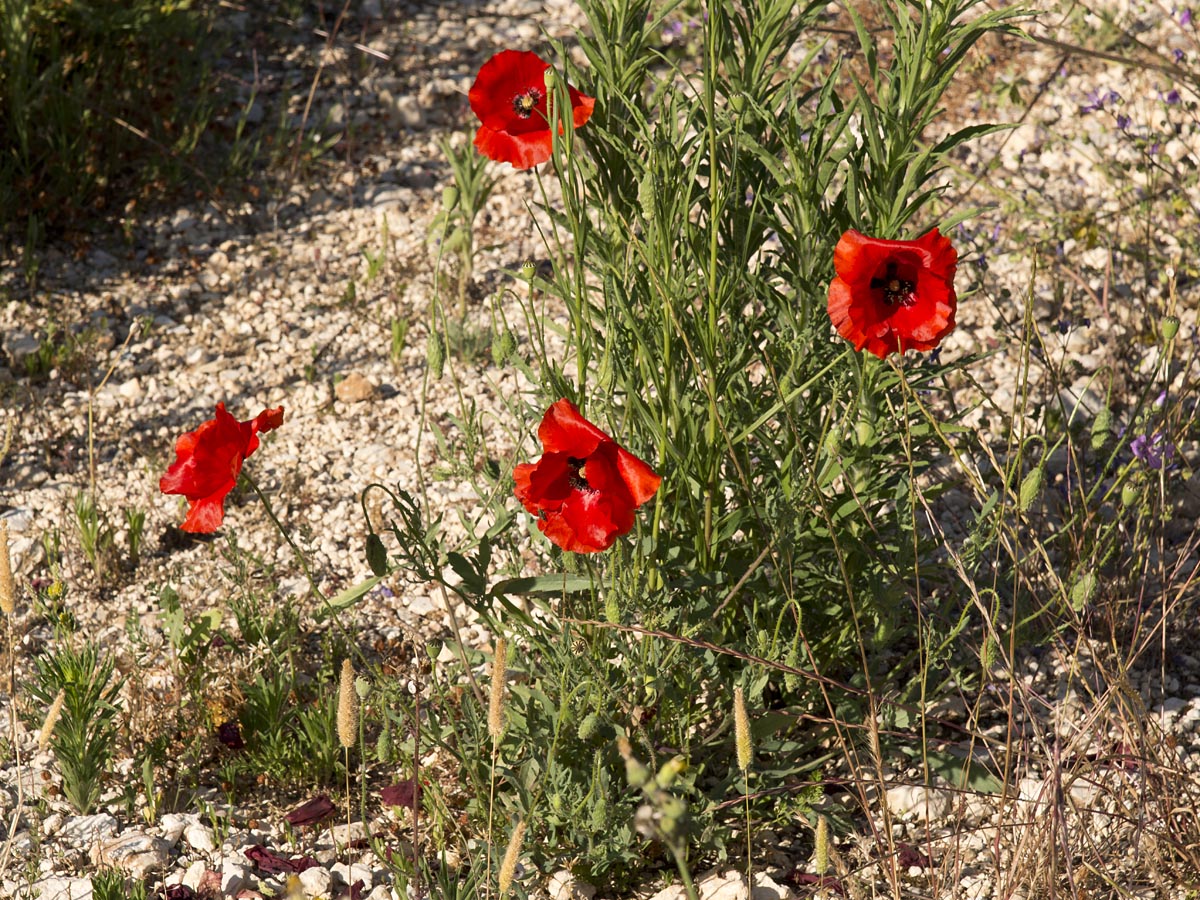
538,399 -> 608,457
474,123 -> 552,170
180,493 -> 230,533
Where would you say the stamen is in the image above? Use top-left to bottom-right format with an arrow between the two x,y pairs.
567,456 -> 591,491
870,261 -> 917,307
512,88 -> 542,119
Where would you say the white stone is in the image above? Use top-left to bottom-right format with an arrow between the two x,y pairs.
884,784 -> 955,822
650,869 -> 794,900
42,812 -> 64,837
185,821 -> 217,854
118,377 -> 143,401
160,812 -> 194,846
31,876 -> 94,900
331,860 -> 372,888
221,862 -> 250,896
299,865 -> 334,898
59,813 -> 119,845
182,859 -> 208,890
549,869 -> 598,900
92,831 -> 171,879
328,821 -> 370,846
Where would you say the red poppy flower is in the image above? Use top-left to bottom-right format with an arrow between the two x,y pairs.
469,50 -> 595,170
513,399 -> 661,553
826,228 -> 958,359
159,403 -> 285,533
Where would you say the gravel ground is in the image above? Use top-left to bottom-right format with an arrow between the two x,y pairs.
2,0 -> 1200,897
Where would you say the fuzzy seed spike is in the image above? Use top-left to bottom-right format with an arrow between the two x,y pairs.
337,658 -> 357,749
498,819 -> 526,897
488,637 -> 508,742
38,689 -> 66,753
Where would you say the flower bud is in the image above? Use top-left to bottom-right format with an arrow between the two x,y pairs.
375,719 -> 391,763
637,173 -> 656,224
520,260 -> 537,281
491,328 -> 517,367
355,676 -> 371,700
442,186 -> 459,211
618,737 -> 650,789
1162,315 -> 1180,342
577,712 -> 600,741
543,67 -> 557,91
655,756 -> 686,790
1019,465 -> 1043,512
1070,569 -> 1097,611
1121,482 -> 1139,508
1090,407 -> 1111,452
426,332 -> 445,380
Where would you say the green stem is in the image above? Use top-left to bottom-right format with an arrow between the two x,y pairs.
244,473 -> 325,603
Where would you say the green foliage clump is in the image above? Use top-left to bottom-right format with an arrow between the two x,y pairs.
0,0 -> 221,241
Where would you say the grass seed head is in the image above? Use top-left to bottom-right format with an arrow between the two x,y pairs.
38,689 -> 66,753
488,637 -> 507,741
0,520 -> 14,616
498,818 -> 526,897
734,685 -> 752,772
337,658 -> 358,749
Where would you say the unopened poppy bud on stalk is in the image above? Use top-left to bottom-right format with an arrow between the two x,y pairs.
442,185 -> 459,211
1162,315 -> 1180,342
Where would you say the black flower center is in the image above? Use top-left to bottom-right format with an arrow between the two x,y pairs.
871,261 -> 917,307
567,456 -> 592,491
512,88 -> 542,119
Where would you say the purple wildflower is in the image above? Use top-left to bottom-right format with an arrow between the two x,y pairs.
1081,89 -> 1120,113
1130,431 -> 1175,470
1175,49 -> 1186,63
1117,114 -> 1131,130
1182,7 -> 1193,25
1166,89 -> 1182,104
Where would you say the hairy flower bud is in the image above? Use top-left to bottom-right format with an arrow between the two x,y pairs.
426,332 -> 445,380
1018,466 -> 1044,512
1091,407 -> 1111,452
